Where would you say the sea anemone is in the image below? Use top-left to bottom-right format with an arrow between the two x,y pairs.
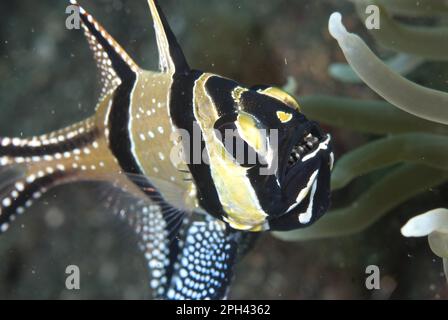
275,2 -> 448,281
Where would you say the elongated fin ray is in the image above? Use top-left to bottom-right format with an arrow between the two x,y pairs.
0,167 -> 70,233
69,0 -> 139,100
113,200 -> 186,298
96,180 -> 186,243
0,118 -> 123,234
107,192 -> 250,300
147,0 -> 190,74
124,172 -> 191,211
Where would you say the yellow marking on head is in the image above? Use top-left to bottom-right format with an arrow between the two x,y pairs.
276,111 -> 293,123
236,112 -> 267,156
259,87 -> 301,111
231,86 -> 248,110
223,216 -> 266,232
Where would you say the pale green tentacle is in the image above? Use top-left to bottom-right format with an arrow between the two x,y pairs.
328,12 -> 448,125
329,54 -> 424,84
355,1 -> 448,60
332,133 -> 448,190
300,96 -> 448,136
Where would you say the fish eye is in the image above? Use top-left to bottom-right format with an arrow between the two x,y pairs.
213,113 -> 238,131
252,85 -> 301,111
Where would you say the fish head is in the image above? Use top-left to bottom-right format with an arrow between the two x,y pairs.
188,74 -> 333,232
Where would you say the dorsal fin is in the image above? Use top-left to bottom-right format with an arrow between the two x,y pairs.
147,0 -> 190,74
69,0 -> 139,100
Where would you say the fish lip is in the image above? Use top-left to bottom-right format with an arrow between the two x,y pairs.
268,134 -> 333,229
268,158 -> 331,229
266,171 -> 317,224
285,172 -> 318,214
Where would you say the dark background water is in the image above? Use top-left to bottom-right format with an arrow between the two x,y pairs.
0,0 -> 447,299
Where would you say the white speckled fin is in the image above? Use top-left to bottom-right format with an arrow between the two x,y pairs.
105,194 -> 245,300
0,119 -> 104,234
99,178 -> 260,300
70,0 -> 139,100
105,197 -> 187,298
0,165 -> 26,233
0,163 -> 74,234
100,185 -> 187,241
124,172 -> 192,212
163,219 -> 240,300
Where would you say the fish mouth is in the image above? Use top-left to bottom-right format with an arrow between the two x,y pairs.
277,123 -> 332,220
284,124 -> 328,176
283,123 -> 327,180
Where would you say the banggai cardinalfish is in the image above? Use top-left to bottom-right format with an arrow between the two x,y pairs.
0,0 -> 334,299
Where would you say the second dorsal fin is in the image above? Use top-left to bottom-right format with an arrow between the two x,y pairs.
69,0 -> 140,99
147,0 -> 190,74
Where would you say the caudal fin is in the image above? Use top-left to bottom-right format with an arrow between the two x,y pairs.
0,118 -> 108,233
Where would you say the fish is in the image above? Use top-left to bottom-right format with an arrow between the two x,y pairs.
0,0 -> 334,300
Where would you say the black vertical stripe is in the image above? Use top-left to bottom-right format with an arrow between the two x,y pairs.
204,76 -> 239,116
108,78 -> 138,174
107,80 -> 186,286
169,71 -> 226,220
79,6 -> 157,196
205,81 -> 286,215
79,13 -> 134,81
107,77 -> 168,203
79,4 -> 144,177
